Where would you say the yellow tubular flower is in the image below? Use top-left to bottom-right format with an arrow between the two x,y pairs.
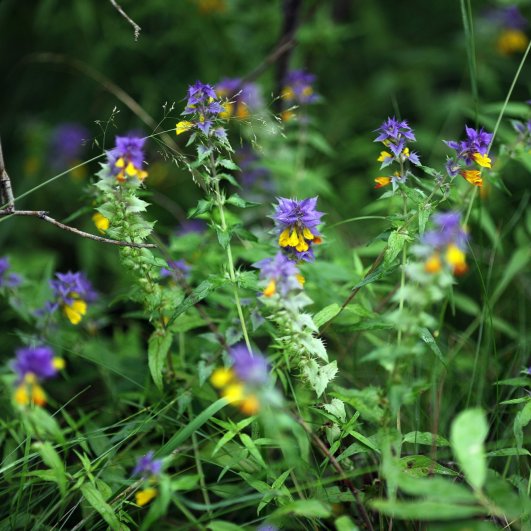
210,367 -> 234,388
14,385 -> 29,406
424,254 -> 442,274
63,299 -> 87,325
52,357 -> 66,370
296,273 -> 305,286
497,29 -> 529,55
135,488 -> 157,507
279,228 -> 291,247
176,121 -> 194,135
92,213 -> 110,234
461,170 -> 483,187
302,227 -> 314,240
240,395 -> 260,415
374,177 -> 391,189
288,230 -> 299,247
377,151 -> 391,162
281,86 -> 295,101
446,244 -> 468,276
263,279 -> 276,297
32,384 -> 47,406
472,153 -> 492,169
222,383 -> 244,404
220,102 -> 233,120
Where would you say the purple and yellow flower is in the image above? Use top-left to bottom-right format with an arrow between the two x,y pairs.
274,197 -> 324,262
216,78 -> 262,120
11,345 -> 64,406
49,272 -> 97,325
253,252 -> 304,297
485,5 -> 528,55
177,81 -> 226,137
281,70 -> 319,120
0,257 -> 21,288
160,259 -> 190,280
132,451 -> 163,507
106,136 -> 148,183
49,123 -> 89,176
422,212 -> 468,276
211,344 -> 270,415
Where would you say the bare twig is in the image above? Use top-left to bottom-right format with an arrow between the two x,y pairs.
109,0 -> 141,41
296,416 -> 375,531
0,137 -> 15,211
0,210 -> 156,248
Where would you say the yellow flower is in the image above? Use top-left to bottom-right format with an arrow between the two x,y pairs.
377,151 -> 392,162
424,253 -> 442,274
296,273 -> 305,286
472,153 -> 492,169
92,213 -> 110,234
263,279 -> 276,297
497,29 -> 529,55
374,177 -> 391,189
222,383 -> 244,404
446,244 -> 468,276
52,357 -> 66,370
461,170 -> 483,187
63,298 -> 87,325
176,121 -> 194,135
281,86 -> 295,101
240,395 -> 260,415
210,367 -> 234,388
14,382 -> 47,407
135,488 -> 157,507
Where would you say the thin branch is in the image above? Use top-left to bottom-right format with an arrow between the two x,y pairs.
0,210 -> 156,248
0,137 -> 15,211
109,0 -> 141,41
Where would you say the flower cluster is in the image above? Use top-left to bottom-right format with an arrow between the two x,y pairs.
373,117 -> 421,190
274,197 -> 323,262
132,451 -> 163,507
160,259 -> 190,281
11,345 -> 64,407
254,252 -> 304,297
216,78 -> 262,120
422,212 -> 468,275
48,272 -> 97,325
486,5 -> 528,55
211,345 -> 270,415
281,69 -> 319,120
445,126 -> 493,187
0,257 -> 21,288
176,81 -> 226,138
106,136 -> 148,183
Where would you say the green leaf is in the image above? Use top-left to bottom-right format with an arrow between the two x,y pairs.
172,474 -> 200,491
140,475 -> 171,531
486,447 -> 530,457
167,280 -> 216,326
450,408 -> 488,491
158,398 -> 228,456
148,330 -> 172,390
514,401 -> 531,450
313,303 -> 341,328
402,431 -> 450,447
272,499 -> 331,518
208,522 -> 245,531
419,328 -> 447,367
334,515 -> 359,531
491,247 -> 530,304
226,193 -> 257,209
323,399 -> 346,423
399,455 -> 458,477
217,158 -> 239,171
189,199 -> 213,218
80,483 -> 124,530
34,442 -> 67,497
371,499 -> 484,520
396,473 -> 476,503
239,433 -> 267,469
384,230 -> 410,266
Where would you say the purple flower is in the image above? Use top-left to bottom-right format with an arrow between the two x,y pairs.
375,117 -> 416,143
0,257 -> 21,288
216,78 -> 263,119
253,252 -> 302,297
11,346 -> 59,383
49,123 -> 89,168
229,344 -> 269,386
133,451 -> 162,478
236,146 -> 272,190
180,81 -> 225,136
160,259 -> 190,280
106,136 -> 148,182
50,272 -> 97,306
274,197 -> 324,261
485,5 -> 527,30
176,219 -> 207,236
257,526 -> 279,531
282,70 -> 319,105
444,126 -> 493,166
423,212 -> 468,250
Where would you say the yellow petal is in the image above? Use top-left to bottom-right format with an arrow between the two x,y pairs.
302,227 -> 314,240
137,170 -> 148,181
14,385 -> 29,406
135,488 -> 157,507
374,177 -> 391,189
220,102 -> 233,119
279,228 -> 291,247
115,157 -> 125,168
377,151 -> 391,162
32,384 -> 47,406
295,239 -> 309,252
63,299 -> 87,325
263,279 -> 276,297
52,357 -> 66,370
288,229 -> 299,247
92,213 -> 110,234
240,395 -> 260,415
472,153 -> 491,169
296,273 -> 305,285
497,29 -> 529,55
461,170 -> 483,187
125,162 -> 137,176
176,121 -> 194,135
222,383 -> 244,404
210,367 -> 234,388
281,86 -> 295,101
446,244 -> 467,275
424,254 -> 442,274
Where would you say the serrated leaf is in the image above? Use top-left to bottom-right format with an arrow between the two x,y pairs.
450,408 -> 488,491
217,158 -> 239,171
313,303 -> 341,328
384,230 -> 409,266
323,399 -> 346,423
301,336 -> 328,362
148,330 -> 172,390
226,193 -> 257,209
189,199 -> 213,218
167,280 -> 216,326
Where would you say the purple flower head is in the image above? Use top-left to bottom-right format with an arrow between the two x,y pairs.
216,78 -> 263,118
229,344 -> 269,386
181,81 -> 224,136
256,526 -> 279,531
176,219 -> 207,236
0,257 -> 22,288
132,451 -> 162,478
422,211 -> 468,250
49,123 -> 89,167
253,252 -> 302,297
11,346 -> 59,383
282,70 -> 319,105
50,271 -> 97,306
375,117 -> 416,144
274,197 -> 324,262
160,259 -> 190,280
106,136 -> 148,182
444,126 -> 493,166
486,5 -> 527,30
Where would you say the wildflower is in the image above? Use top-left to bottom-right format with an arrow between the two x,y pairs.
253,252 -> 303,297
274,197 -> 324,262
281,69 -> 319,120
0,257 -> 21,288
374,176 -> 391,189
11,345 -> 64,406
216,78 -> 262,120
49,123 -> 89,172
92,212 -> 110,233
211,344 -> 271,415
236,145 -> 273,191
460,169 -> 483,187
512,109 -> 531,150
177,81 -> 225,137
485,5 -> 529,55
133,451 -> 162,507
160,259 -> 190,280
106,136 -> 148,183
422,212 -> 468,275
135,488 -> 157,507
49,272 -> 97,325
